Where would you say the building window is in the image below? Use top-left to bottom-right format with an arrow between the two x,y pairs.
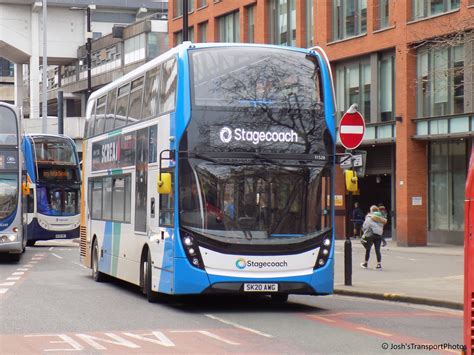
247,5 -> 255,43
175,27 -> 194,44
412,0 -> 460,20
174,0 -> 183,18
199,22 -> 208,43
335,58 -> 371,122
375,0 -> 390,30
198,0 -> 207,8
429,141 -> 466,232
306,0 -> 314,47
0,58 -> 14,77
124,34 -> 146,65
333,0 -> 367,41
417,44 -> 464,117
218,11 -> 240,43
379,52 -> 395,121
269,0 -> 296,46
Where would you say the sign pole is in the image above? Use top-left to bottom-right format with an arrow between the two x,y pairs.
344,151 -> 353,286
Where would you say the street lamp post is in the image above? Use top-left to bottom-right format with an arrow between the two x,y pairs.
182,0 -> 188,42
85,6 -> 92,102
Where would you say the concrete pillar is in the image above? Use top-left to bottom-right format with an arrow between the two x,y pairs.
370,53 -> 378,123
30,10 -> 40,119
14,64 -> 23,107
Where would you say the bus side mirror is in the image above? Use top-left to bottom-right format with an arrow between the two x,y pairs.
22,182 -> 30,196
158,173 -> 172,194
345,170 -> 358,192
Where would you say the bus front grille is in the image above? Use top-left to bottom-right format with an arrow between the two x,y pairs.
80,226 -> 87,257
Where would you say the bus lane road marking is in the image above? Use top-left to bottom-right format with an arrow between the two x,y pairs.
304,312 -> 459,354
0,328 -> 275,353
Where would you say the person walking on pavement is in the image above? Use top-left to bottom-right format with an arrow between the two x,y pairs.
360,205 -> 387,270
352,202 -> 364,238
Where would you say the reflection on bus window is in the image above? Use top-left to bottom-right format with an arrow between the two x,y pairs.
0,173 -> 18,218
0,106 -> 18,145
33,138 -> 77,164
37,186 -> 79,216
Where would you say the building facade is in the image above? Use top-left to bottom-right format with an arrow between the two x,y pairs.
168,0 -> 474,246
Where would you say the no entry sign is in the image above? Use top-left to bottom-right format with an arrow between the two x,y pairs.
339,109 -> 365,150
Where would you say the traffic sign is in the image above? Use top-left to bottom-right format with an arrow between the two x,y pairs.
339,107 -> 365,150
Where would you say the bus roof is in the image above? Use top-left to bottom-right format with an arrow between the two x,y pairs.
86,42 -> 315,107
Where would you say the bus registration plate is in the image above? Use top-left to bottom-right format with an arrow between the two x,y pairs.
243,283 -> 278,292
55,234 -> 67,239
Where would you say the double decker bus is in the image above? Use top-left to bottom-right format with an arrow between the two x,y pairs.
80,43 -> 336,302
0,103 -> 25,261
22,134 -> 81,246
465,144 -> 474,354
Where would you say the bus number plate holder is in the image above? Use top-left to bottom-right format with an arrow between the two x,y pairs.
55,234 -> 67,239
243,283 -> 278,292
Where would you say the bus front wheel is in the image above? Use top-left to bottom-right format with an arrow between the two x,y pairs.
92,239 -> 106,282
143,250 -> 159,303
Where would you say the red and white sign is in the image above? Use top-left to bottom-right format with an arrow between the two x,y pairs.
339,109 -> 365,150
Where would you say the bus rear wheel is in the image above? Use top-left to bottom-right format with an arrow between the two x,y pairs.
143,250 -> 159,303
92,239 -> 106,282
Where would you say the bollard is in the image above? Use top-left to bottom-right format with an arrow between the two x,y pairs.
344,237 -> 352,286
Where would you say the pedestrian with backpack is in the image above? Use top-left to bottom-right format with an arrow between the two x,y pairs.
360,205 -> 387,270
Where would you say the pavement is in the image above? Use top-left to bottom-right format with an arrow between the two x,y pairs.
334,238 -> 464,310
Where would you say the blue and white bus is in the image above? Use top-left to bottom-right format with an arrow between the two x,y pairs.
22,134 -> 81,246
80,43 -> 336,302
0,103 -> 26,261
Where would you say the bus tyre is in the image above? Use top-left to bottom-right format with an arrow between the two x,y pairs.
271,294 -> 289,303
10,253 -> 21,262
144,250 -> 159,303
26,240 -> 35,247
92,239 -> 106,282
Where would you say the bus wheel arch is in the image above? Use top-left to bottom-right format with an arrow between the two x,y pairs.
141,245 -> 159,302
91,235 -> 106,282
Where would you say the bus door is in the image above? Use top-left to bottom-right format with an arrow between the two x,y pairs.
465,145 -> 474,355
155,116 -> 173,271
135,128 -> 148,234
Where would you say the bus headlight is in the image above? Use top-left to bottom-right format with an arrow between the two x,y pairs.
315,235 -> 333,270
179,229 -> 205,270
0,234 -> 17,243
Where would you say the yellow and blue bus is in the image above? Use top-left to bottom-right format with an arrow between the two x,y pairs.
22,134 -> 81,246
80,43 -> 336,302
0,103 -> 26,261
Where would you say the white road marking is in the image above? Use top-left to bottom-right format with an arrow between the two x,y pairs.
17,268 -> 28,271
51,253 -> 63,259
0,288 -> 8,294
12,272 -> 24,276
49,247 -> 55,251
205,314 -> 273,338
356,326 -> 393,337
0,282 -> 15,287
170,330 -> 240,345
24,265 -> 33,268
72,262 -> 88,269
29,261 -> 38,264
6,277 -> 20,281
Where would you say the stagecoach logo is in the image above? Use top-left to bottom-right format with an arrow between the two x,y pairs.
235,257 -> 288,270
219,127 -> 299,145
236,258 -> 246,269
6,156 -> 16,164
219,127 -> 233,143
